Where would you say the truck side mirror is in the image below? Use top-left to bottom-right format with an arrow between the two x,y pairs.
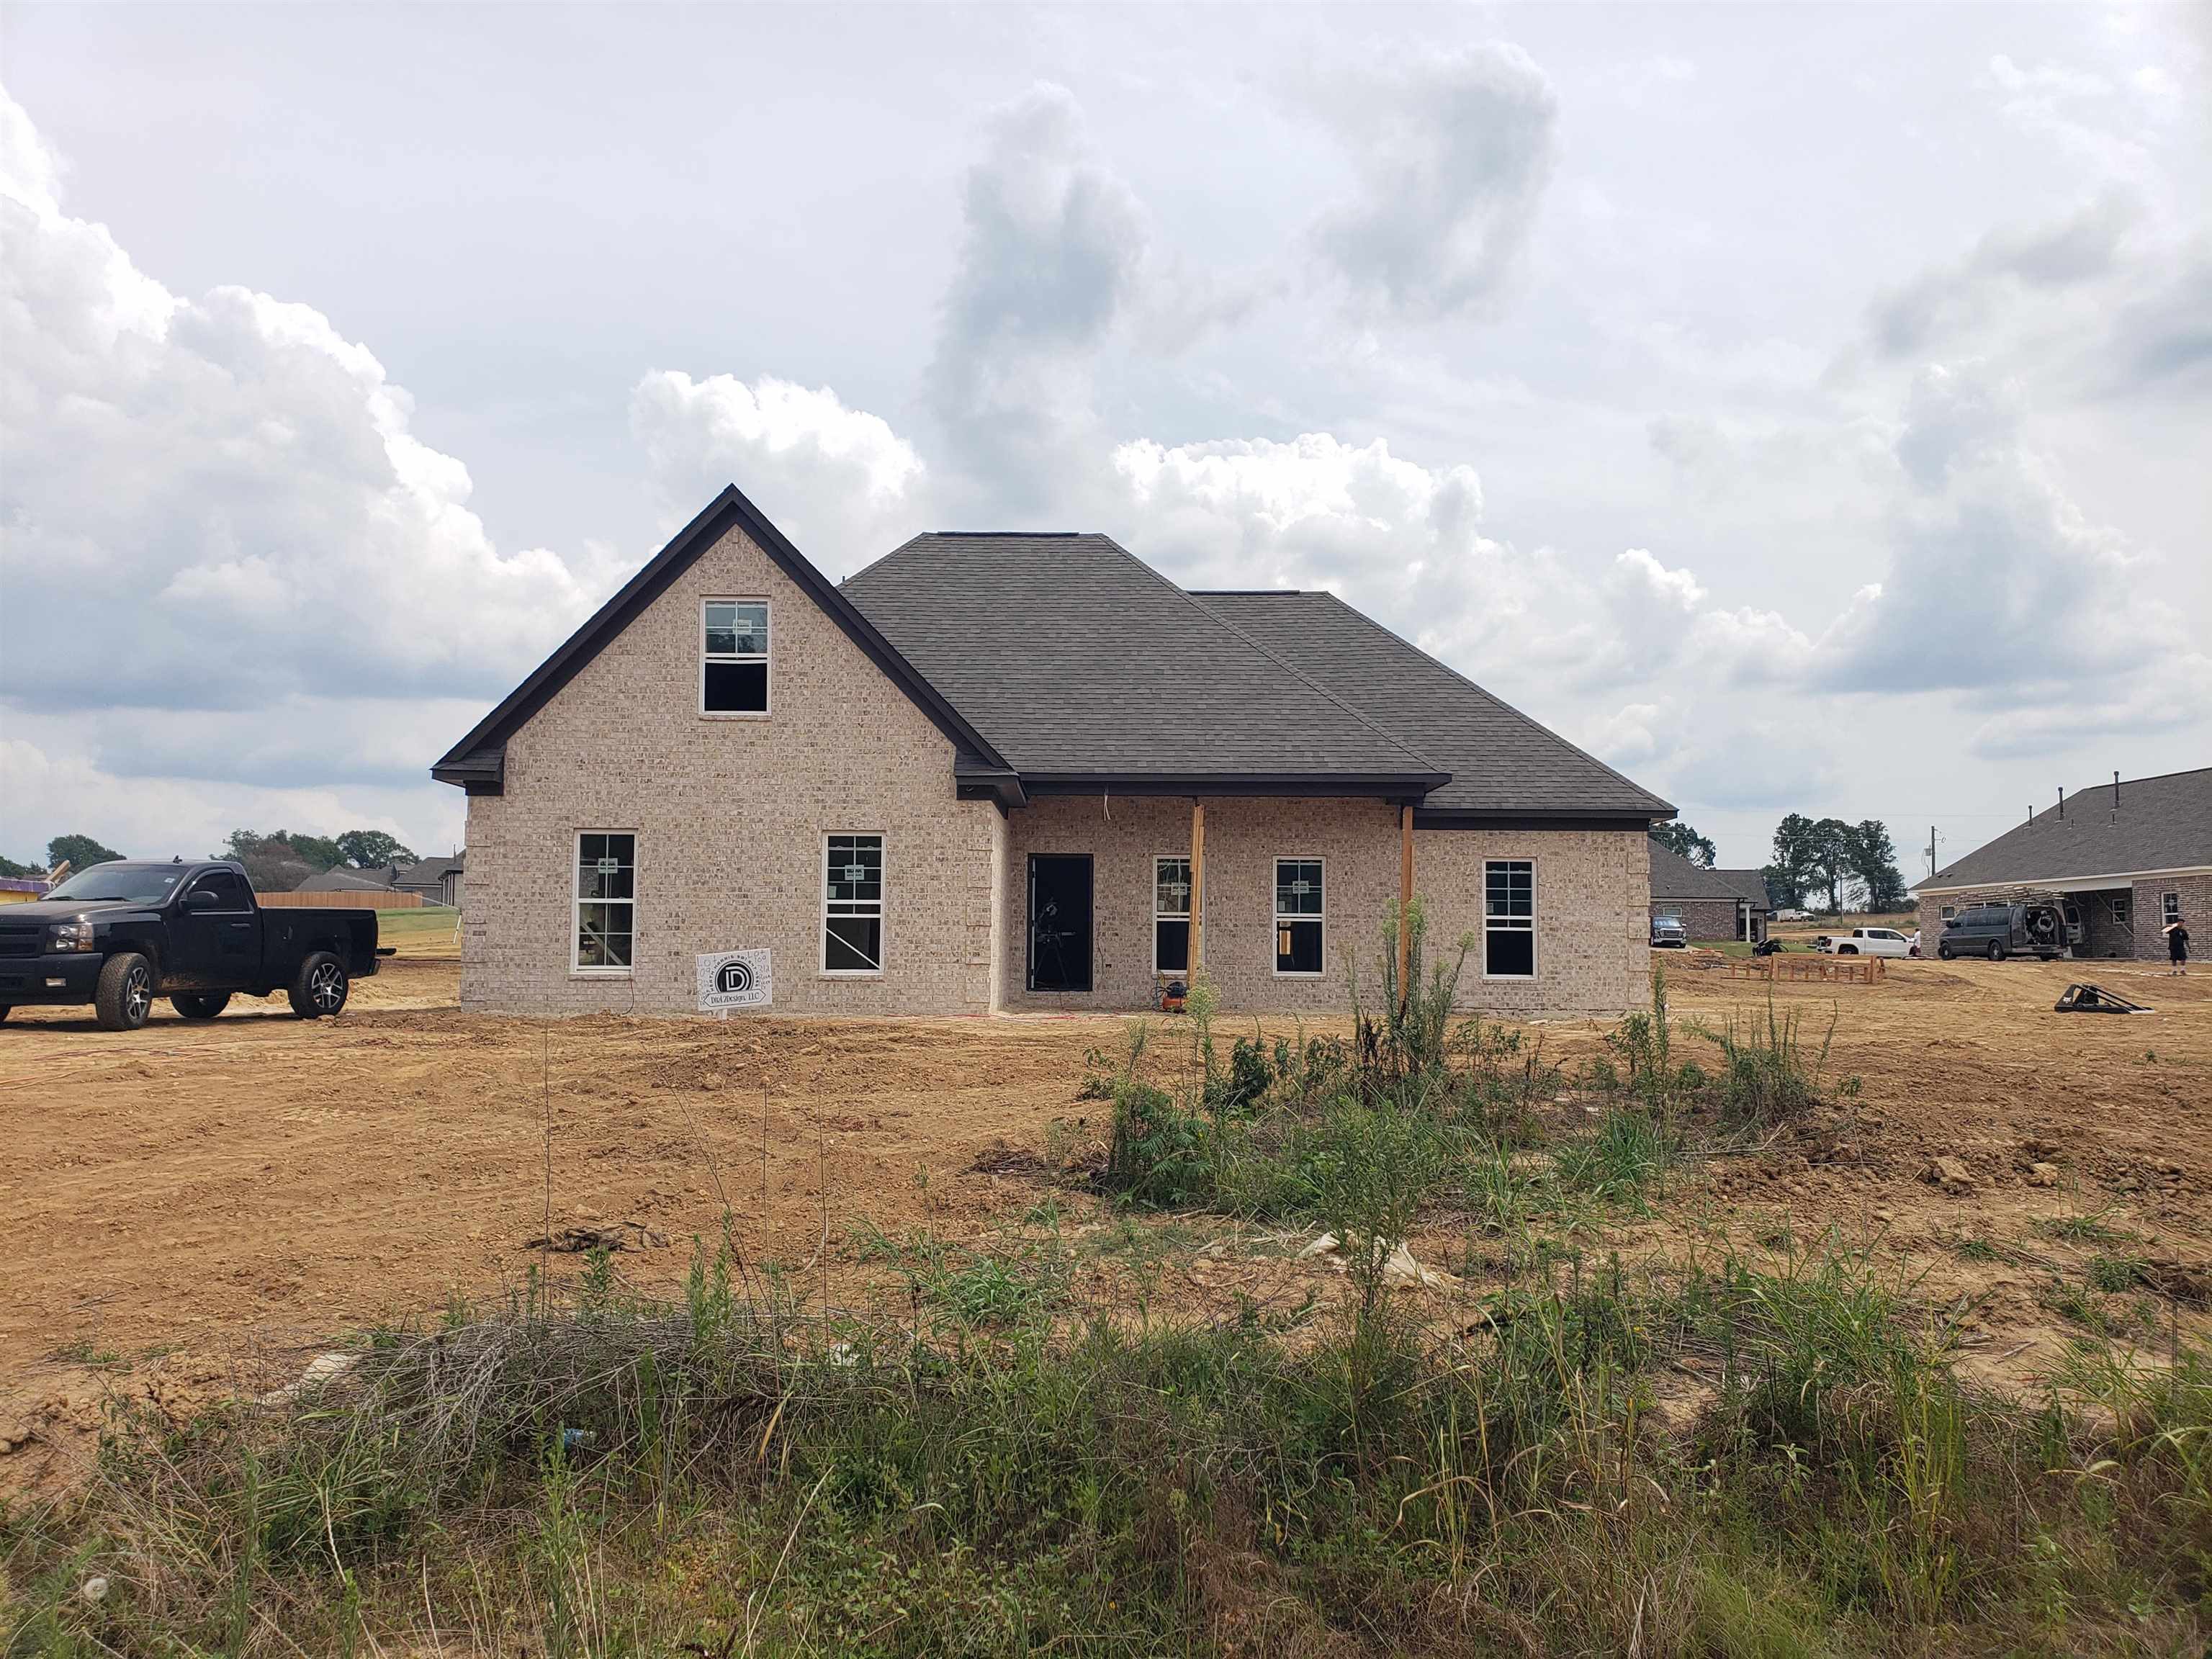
184,889 -> 220,911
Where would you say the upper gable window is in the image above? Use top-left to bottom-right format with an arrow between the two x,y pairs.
701,601 -> 770,715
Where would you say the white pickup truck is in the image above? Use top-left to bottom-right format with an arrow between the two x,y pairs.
1816,926 -> 1916,958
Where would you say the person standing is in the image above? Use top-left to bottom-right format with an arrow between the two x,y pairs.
2167,916 -> 2190,976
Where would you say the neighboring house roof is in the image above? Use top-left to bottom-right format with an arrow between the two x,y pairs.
296,867 -> 398,892
840,536 -> 1446,793
394,855 -> 464,889
1193,590 -> 1673,821
1649,844 -> 1770,907
431,486 -> 1012,796
1917,767 -> 2212,893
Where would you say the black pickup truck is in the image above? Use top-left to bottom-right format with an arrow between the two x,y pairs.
0,860 -> 386,1030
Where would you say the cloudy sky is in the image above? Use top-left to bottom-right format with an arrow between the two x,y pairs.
2,3 -> 2206,873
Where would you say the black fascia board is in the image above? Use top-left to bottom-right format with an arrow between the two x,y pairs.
1413,809 -> 1668,832
1018,770 -> 1452,799
429,485 -> 1012,793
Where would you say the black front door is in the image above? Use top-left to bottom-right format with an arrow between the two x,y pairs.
1028,855 -> 1093,993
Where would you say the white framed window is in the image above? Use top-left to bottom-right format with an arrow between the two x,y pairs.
1274,858 -> 1323,976
573,832 -> 636,975
1154,856 -> 1191,974
2113,894 -> 2131,927
1484,859 -> 1535,979
1940,905 -> 1956,920
823,834 -> 884,974
2164,891 -> 2182,925
701,599 -> 770,716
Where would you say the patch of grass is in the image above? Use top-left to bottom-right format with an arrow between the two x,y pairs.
369,904 -> 460,953
43,1337 -> 122,1368
2038,1205 -> 2134,1246
14,1237 -> 2212,1655
2087,1253 -> 2149,1294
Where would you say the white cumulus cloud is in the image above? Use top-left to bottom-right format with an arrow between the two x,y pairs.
0,86 -> 622,719
629,371 -> 931,577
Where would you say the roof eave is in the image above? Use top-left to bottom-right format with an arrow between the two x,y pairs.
1018,769 -> 1450,799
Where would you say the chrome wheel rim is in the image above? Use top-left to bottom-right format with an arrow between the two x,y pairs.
310,961 -> 345,1011
124,966 -> 151,1023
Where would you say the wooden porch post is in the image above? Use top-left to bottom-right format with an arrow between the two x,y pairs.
1398,803 -> 1414,1010
1189,799 -> 1206,978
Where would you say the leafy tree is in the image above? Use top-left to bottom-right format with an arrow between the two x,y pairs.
48,832 -> 125,873
1844,820 -> 1910,912
1808,817 -> 1855,914
212,830 -> 319,893
1766,815 -> 1822,909
336,830 -> 418,871
286,833 -> 346,872
0,853 -> 38,879
1650,821 -> 1717,867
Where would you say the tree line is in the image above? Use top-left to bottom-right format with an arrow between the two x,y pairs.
1652,814 -> 1911,914
1,829 -> 421,894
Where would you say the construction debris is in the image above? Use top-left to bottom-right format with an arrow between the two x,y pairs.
2053,982 -> 2152,1015
519,1220 -> 670,1254
1298,1232 -> 1460,1290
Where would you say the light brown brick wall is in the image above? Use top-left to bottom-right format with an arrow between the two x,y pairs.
460,522 -> 1001,1015
999,795 -> 1647,1019
1649,896 -> 1739,941
1419,825 -> 1651,1019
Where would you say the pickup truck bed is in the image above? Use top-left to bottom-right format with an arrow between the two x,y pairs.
0,859 -> 382,1030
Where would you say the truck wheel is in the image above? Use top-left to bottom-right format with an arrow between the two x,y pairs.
96,953 -> 156,1031
171,992 -> 232,1021
1986,940 -> 2005,962
1937,943 -> 1952,960
289,951 -> 349,1019
1838,944 -> 1858,955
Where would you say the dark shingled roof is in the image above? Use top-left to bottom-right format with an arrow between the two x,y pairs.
1649,843 -> 1771,907
841,536 -> 1447,791
1919,767 -> 2212,891
1192,590 -> 1673,819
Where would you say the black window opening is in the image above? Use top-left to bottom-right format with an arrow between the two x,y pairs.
824,835 -> 884,972
1274,858 -> 1323,975
1028,855 -> 1094,993
703,601 -> 769,714
1485,860 -> 1534,978
1155,856 -> 1191,974
190,869 -> 252,911
576,832 -> 637,971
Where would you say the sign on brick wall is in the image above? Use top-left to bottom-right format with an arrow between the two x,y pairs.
696,948 -> 772,1012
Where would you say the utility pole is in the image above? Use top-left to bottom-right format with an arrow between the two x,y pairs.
1927,825 -> 1937,882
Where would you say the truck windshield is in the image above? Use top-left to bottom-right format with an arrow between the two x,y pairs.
42,863 -> 191,904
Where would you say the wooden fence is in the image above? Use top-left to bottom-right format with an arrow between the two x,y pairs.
257,889 -> 425,909
1711,953 -> 1886,985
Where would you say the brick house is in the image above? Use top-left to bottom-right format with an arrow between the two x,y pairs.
1647,844 -> 1772,943
433,485 -> 1673,1019
1913,767 -> 2211,961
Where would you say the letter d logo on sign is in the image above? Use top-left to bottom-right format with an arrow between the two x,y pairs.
696,948 -> 772,1012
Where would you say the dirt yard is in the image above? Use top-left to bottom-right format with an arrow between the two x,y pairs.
3,948 -> 2207,1486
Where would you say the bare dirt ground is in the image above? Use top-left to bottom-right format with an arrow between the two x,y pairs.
2,948 -> 2206,1490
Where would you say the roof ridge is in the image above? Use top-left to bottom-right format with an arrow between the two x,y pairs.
1303,590 -> 1670,810
1094,539 -> 1450,778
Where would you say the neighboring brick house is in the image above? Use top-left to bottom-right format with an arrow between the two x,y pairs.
1914,768 -> 2211,961
1648,845 -> 1772,943
294,865 -> 403,894
433,485 -> 1673,1019
395,855 -> 465,909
